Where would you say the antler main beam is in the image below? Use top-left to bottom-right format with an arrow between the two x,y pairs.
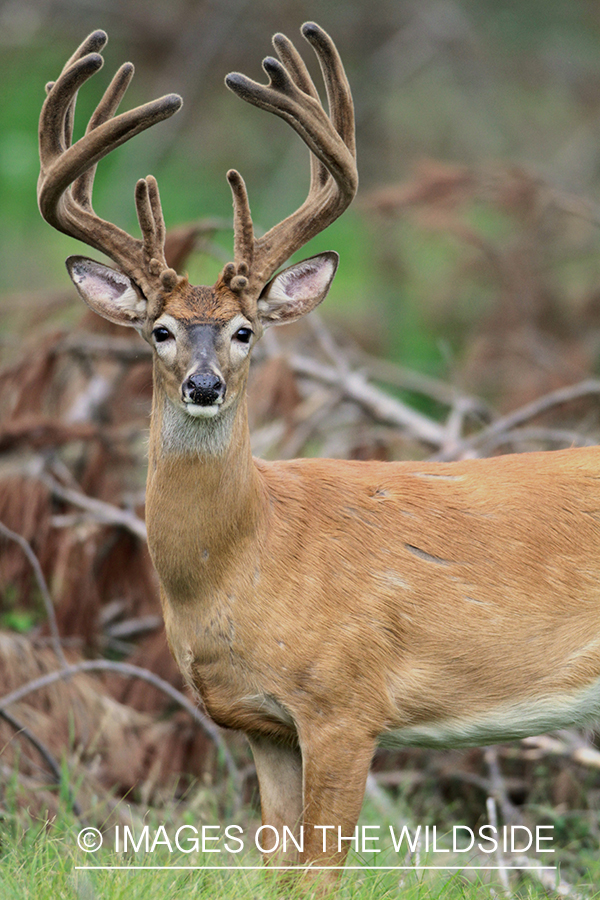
38,30 -> 182,298
225,22 -> 358,293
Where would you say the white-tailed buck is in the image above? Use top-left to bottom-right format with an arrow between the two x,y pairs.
39,23 -> 600,887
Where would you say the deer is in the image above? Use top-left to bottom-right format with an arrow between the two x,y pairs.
38,22 -> 600,890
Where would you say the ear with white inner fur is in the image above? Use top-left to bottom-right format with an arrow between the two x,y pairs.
66,256 -> 147,328
257,252 -> 339,327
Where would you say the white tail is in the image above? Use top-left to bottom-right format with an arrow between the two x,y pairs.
39,24 -> 600,889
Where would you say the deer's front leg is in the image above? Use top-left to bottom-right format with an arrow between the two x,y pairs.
248,734 -> 304,864
299,726 -> 376,877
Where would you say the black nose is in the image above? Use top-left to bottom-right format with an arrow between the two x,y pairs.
183,372 -> 225,406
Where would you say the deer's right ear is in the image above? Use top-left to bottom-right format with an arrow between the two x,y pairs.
66,256 -> 147,328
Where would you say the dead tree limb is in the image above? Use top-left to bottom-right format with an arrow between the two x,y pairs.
289,353 -> 447,446
39,471 -> 147,541
0,520 -> 68,669
0,659 -> 239,787
0,706 -> 83,819
433,378 -> 600,461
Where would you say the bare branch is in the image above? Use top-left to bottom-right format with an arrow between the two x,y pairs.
485,796 -> 512,896
484,746 -> 523,824
0,707 -> 83,819
349,345 -> 489,415
39,470 -> 147,541
289,353 -> 447,446
0,520 -> 68,669
0,659 -> 239,787
433,378 -> 600,461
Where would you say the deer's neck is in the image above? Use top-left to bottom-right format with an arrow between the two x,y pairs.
150,396 -> 240,460
145,387 -> 266,603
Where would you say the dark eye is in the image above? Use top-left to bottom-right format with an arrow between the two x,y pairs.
153,326 -> 172,343
233,327 -> 253,344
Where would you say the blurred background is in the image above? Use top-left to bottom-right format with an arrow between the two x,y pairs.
3,0 -> 600,379
3,1 -> 600,889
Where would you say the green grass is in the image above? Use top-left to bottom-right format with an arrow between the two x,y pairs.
2,790 -> 599,900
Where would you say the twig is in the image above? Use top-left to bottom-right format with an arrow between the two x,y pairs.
289,353 -> 447,446
484,746 -> 523,825
105,615 -> 162,640
486,795 -> 512,896
349,344 -> 489,415
280,389 -> 344,459
0,659 -> 239,788
0,707 -> 83,819
432,378 -> 600,461
0,520 -> 68,669
307,312 -> 351,375
478,427 -> 598,454
39,470 -> 147,541
439,397 -> 477,453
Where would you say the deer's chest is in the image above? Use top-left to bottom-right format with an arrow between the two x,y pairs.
162,591 -> 296,739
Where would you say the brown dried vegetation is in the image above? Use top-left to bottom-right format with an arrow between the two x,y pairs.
2,205 -> 600,832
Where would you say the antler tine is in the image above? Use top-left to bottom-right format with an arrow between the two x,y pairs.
301,23 -> 355,161
135,174 -> 172,273
224,22 -> 358,293
47,31 -> 108,156
70,61 -> 135,208
38,31 -> 182,299
227,169 -> 255,270
60,29 -> 108,80
225,26 -> 326,274
272,30 -> 328,192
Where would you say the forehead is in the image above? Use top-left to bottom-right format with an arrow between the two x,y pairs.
159,283 -> 247,324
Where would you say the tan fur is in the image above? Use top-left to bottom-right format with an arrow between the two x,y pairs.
147,366 -> 600,873
39,23 -> 600,890
159,281 -> 246,324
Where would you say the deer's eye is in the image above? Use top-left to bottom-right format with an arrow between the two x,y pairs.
153,326 -> 172,343
233,327 -> 253,344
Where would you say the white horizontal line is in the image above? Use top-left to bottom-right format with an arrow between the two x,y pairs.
75,865 -> 558,871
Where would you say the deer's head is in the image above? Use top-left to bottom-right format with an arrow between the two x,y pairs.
38,25 -> 357,422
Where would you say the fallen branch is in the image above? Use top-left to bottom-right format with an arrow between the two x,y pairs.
0,707 -> 83,818
39,470 -> 147,541
350,345 -> 489,415
289,353 -> 447,446
0,659 -> 239,787
432,378 -> 600,461
520,732 -> 600,769
0,520 -> 68,669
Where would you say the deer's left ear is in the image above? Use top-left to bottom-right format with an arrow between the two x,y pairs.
257,252 -> 339,327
